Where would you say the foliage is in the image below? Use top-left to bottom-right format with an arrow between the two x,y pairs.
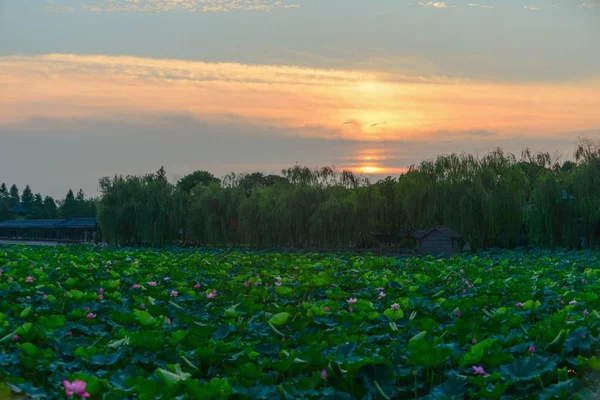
94,139 -> 600,250
0,182 -> 95,222
0,245 -> 598,399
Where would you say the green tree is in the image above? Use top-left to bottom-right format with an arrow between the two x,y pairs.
21,185 -> 34,214
61,189 -> 77,218
9,184 -> 19,206
177,170 -> 221,195
32,193 -> 44,219
0,183 -> 10,220
44,196 -> 58,219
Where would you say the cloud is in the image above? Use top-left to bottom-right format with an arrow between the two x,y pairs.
467,3 -> 493,9
418,2 -> 447,9
579,1 -> 597,8
1,53 -> 599,148
47,0 -> 299,13
524,6 -> 540,10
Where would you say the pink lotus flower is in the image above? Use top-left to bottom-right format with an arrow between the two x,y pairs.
86,313 -> 96,320
98,288 -> 104,294
62,379 -> 90,398
516,302 -> 524,307
376,287 -> 384,291
275,281 -> 282,287
139,303 -> 145,309
463,289 -> 467,294
390,303 -> 400,310
194,283 -> 201,289
166,317 -> 172,324
323,306 -> 330,312
163,277 -> 170,281
569,300 -> 576,305
558,298 -> 564,304
528,345 -> 535,354
207,290 -> 217,299
583,309 -> 589,317
346,298 -> 357,304
105,269 -> 110,273
8,276 -> 13,281
132,284 -> 141,289
472,365 -> 487,376
321,368 -> 327,380
12,334 -> 19,341
170,290 -> 178,297
147,281 -> 158,287
254,282 -> 260,286
244,281 -> 250,287
378,291 -> 386,298
454,311 -> 462,318
42,294 -> 48,300
97,294 -> 103,300
348,306 -> 353,313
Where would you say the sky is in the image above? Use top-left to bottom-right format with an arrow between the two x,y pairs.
1,0 -> 599,198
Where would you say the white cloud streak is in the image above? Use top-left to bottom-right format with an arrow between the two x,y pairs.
418,2 -> 447,9
467,3 -> 493,9
46,0 -> 300,13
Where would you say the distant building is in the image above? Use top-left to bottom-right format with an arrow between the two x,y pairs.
413,225 -> 463,256
0,218 -> 98,244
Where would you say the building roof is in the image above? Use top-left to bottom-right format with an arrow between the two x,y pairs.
413,225 -> 462,239
0,218 -> 97,229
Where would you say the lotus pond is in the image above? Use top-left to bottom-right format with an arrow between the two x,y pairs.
0,246 -> 599,399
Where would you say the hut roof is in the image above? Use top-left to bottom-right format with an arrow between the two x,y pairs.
413,225 -> 462,239
0,218 -> 97,229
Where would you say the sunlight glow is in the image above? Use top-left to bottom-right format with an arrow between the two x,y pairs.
1,54 -> 599,144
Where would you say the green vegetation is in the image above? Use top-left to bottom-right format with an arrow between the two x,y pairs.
0,246 -> 598,398
3,138 -> 600,250
0,185 -> 95,221
97,138 -> 600,249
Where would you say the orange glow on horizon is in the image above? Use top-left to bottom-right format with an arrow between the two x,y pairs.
1,54 -> 600,144
347,165 -> 408,175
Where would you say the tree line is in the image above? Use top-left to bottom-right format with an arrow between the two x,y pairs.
0,184 -> 96,221
95,137 -> 600,250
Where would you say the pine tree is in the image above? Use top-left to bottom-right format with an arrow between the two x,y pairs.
9,184 -> 19,206
61,189 -> 77,218
21,185 -> 34,211
43,196 -> 58,219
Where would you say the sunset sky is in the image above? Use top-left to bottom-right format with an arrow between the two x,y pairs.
1,0 -> 599,198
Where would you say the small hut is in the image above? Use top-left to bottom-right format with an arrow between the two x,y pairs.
413,225 -> 463,256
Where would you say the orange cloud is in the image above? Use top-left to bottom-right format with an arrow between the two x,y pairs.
1,53 -> 600,147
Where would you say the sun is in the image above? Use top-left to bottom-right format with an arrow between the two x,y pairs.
359,165 -> 382,174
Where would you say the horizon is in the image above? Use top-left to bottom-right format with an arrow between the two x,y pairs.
1,0 -> 599,198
